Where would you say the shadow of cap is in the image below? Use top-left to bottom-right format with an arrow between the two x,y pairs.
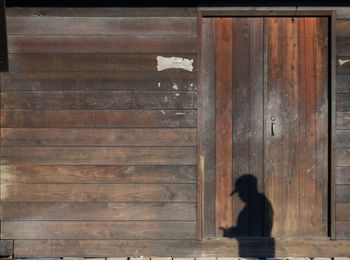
230,174 -> 258,196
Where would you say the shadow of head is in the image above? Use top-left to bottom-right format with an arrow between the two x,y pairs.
231,174 -> 259,203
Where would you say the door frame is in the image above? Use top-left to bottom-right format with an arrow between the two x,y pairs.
196,8 -> 337,240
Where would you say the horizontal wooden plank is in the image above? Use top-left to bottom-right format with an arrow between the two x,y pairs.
337,74 -> 350,93
0,240 -> 13,257
337,112 -> 350,129
8,35 -> 196,54
337,37 -> 350,56
0,91 -> 197,110
13,239 -> 350,257
0,147 -> 197,165
337,185 -> 350,202
335,222 -> 350,239
0,165 -> 197,184
0,128 -> 197,147
336,130 -> 350,148
336,167 -> 350,184
2,202 -> 196,221
8,54 -> 197,72
0,110 -> 197,128
5,8 -> 197,17
1,183 -> 196,202
7,17 -> 196,35
0,72 -> 197,91
337,8 -> 350,19
336,203 -> 350,221
337,56 -> 350,74
337,93 -> 350,111
1,221 -> 196,240
336,20 -> 350,37
336,148 -> 350,166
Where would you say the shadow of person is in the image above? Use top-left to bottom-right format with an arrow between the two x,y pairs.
220,175 -> 275,257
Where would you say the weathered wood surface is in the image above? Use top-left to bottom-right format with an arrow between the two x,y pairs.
1,147 -> 197,165
200,17 -> 216,238
2,221 -> 196,239
0,240 -> 13,257
1,183 -> 196,202
2,202 -> 196,221
0,72 -> 197,91
1,110 -> 197,128
0,165 -> 197,184
7,17 -> 196,35
8,35 -> 196,54
336,167 -> 350,184
215,17 -> 233,236
337,185 -> 350,203
8,54 -> 197,72
0,91 -> 197,110
336,148 -> 350,166
336,203 -> 350,222
6,7 -> 197,17
336,130 -> 350,147
12,239 -> 350,257
337,93 -> 350,111
336,74 -> 350,93
0,128 -> 196,147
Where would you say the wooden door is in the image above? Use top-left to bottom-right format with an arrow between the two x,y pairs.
202,17 -> 329,238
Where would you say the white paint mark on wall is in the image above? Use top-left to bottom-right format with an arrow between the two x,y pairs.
339,59 -> 350,66
172,83 -> 179,90
161,110 -> 166,115
175,93 -> 180,97
157,56 -> 193,72
175,112 -> 186,115
157,82 -> 161,88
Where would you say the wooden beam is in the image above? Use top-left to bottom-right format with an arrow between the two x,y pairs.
0,0 -> 8,72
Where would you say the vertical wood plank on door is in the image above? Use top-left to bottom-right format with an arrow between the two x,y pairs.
200,17 -> 216,238
265,17 -> 284,236
248,18 -> 265,236
282,17 -> 300,236
215,17 -> 233,235
304,17 -> 319,235
315,17 -> 329,236
231,17 -> 250,236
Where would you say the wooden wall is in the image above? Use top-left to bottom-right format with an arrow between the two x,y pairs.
0,5 -> 350,257
336,13 -> 350,240
0,7 -> 198,249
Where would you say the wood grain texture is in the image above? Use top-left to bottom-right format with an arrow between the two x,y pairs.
336,203 -> 350,221
336,167 -> 350,184
0,72 -> 197,91
0,165 -> 197,184
335,222 -> 350,239
1,183 -> 196,202
200,17 -> 216,238
337,93 -> 350,111
7,17 -> 196,35
13,238 -> 350,257
215,17 -> 233,235
337,112 -> 350,129
0,128 -> 196,147
336,130 -> 350,148
336,20 -> 350,37
337,185 -> 350,202
8,54 -> 196,72
337,37 -> 350,56
1,147 -> 197,165
0,91 -> 197,110
1,110 -> 197,128
265,17 -> 284,236
337,148 -> 350,166
336,74 -> 350,93
1,221 -> 196,240
8,35 -> 196,54
2,202 -> 196,221
6,8 -> 197,17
